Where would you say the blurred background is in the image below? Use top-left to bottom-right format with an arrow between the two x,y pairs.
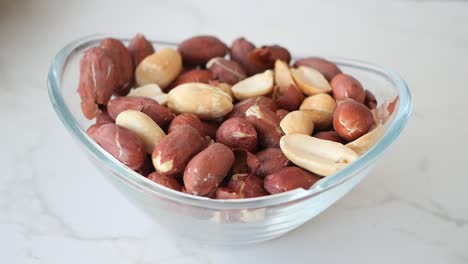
1,0 -> 467,263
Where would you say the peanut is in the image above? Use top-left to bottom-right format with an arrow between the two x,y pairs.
135,48 -> 182,89
100,38 -> 134,95
255,148 -> 290,178
232,149 -> 261,175
167,82 -> 233,120
300,93 -> 337,114
178,36 -> 229,66
78,47 -> 119,119
168,113 -> 205,137
216,117 -> 257,152
152,126 -> 205,175
274,85 -> 304,112
207,80 -> 234,99
276,109 -> 289,120
331,73 -> 366,103
169,69 -> 213,88
245,105 -> 283,148
215,187 -> 242,199
293,57 -> 341,81
247,45 -> 291,75
333,99 -> 374,141
346,124 -> 384,155
364,90 -> 378,110
136,156 -> 155,177
127,83 -> 168,105
274,60 -> 295,93
206,57 -> 247,85
128,33 -> 155,68
201,121 -> 219,139
107,96 -> 175,128
227,174 -> 268,198
87,123 -> 146,170
95,109 -> 114,125
115,110 -> 166,154
231,70 -> 274,100
279,110 -> 315,135
290,66 -> 332,95
299,93 -> 336,130
230,37 -> 256,74
280,134 -> 359,176
147,172 -> 182,191
184,143 -> 235,196
264,167 -> 321,194
313,131 -> 345,144
228,96 -> 278,119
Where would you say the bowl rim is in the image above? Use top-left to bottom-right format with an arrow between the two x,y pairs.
48,34 -> 412,209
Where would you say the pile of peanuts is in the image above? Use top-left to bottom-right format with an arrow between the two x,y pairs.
79,34 -> 398,199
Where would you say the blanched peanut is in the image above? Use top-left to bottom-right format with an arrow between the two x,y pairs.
231,70 -> 274,100
127,84 -> 168,105
300,93 -> 336,114
346,124 -> 384,155
115,110 -> 166,154
135,48 -> 182,89
168,83 -> 233,120
290,66 -> 332,95
279,110 -> 315,135
274,60 -> 295,93
280,134 -> 359,176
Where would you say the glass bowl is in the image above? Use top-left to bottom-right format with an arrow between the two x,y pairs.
48,34 -> 411,245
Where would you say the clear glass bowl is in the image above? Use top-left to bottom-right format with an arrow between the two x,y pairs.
48,34 -> 411,245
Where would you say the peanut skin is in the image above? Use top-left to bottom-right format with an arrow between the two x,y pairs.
275,85 -> 304,111
152,126 -> 205,175
245,105 -> 283,148
95,109 -> 114,124
168,113 -> 205,137
201,121 -> 219,139
78,47 -> 118,119
215,187 -> 242,199
184,143 -> 235,196
136,156 -> 155,177
333,100 -> 374,141
128,33 -> 155,68
246,45 -> 291,75
331,73 -> 366,104
87,123 -> 146,170
100,38 -> 134,95
364,90 -> 378,110
227,174 -> 268,198
276,109 -> 289,120
169,69 -> 214,89
207,57 -> 247,85
232,149 -> 261,175
228,96 -> 278,119
313,131 -> 345,144
147,172 -> 182,191
255,148 -> 290,178
264,167 -> 321,194
293,57 -> 341,81
216,117 -> 257,152
230,37 -> 256,75
107,96 -> 175,129
178,36 -> 229,66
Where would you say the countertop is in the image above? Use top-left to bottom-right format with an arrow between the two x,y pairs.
1,0 -> 467,263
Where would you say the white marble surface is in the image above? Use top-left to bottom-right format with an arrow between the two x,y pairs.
1,0 -> 467,263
